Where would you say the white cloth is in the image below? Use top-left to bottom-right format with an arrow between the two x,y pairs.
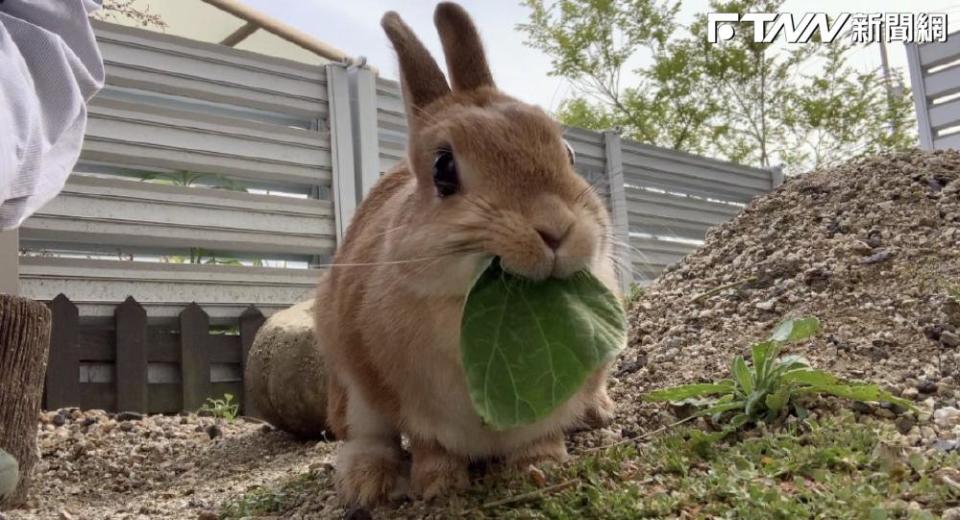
0,0 -> 105,230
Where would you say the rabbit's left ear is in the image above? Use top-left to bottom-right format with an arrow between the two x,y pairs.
434,2 -> 495,92
382,11 -> 451,121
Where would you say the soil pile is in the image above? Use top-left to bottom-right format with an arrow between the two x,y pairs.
611,149 -> 960,441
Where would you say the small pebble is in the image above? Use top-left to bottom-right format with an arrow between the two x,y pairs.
115,411 -> 144,422
205,424 -> 222,440
917,380 -> 938,394
526,464 -> 547,488
895,415 -> 916,435
941,331 -> 960,348
861,249 -> 895,265
943,506 -> 960,520
934,407 -> 960,428
755,299 -> 776,311
874,408 -> 896,419
934,439 -> 959,453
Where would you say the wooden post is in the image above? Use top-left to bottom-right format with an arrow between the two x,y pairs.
44,294 -> 79,410
179,303 -> 210,412
115,297 -> 148,413
239,306 -> 265,417
0,294 -> 52,507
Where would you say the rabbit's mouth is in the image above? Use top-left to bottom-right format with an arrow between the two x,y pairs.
497,246 -> 592,283
493,221 -> 601,282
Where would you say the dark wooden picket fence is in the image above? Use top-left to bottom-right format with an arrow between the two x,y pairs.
42,294 -> 266,415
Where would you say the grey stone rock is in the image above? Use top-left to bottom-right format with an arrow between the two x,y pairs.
861,249 -> 895,265
0,448 -> 18,502
244,299 -> 329,438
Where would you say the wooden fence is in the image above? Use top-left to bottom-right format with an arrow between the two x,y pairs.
43,294 -> 265,415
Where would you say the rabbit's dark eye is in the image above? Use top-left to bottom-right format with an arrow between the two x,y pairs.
433,148 -> 459,198
563,139 -> 576,165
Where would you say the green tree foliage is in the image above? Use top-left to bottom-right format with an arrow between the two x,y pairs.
519,0 -> 916,172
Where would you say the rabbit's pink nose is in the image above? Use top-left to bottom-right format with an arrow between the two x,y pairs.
537,228 -> 563,251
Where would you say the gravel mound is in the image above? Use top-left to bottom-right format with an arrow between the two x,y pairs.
609,148 -> 960,445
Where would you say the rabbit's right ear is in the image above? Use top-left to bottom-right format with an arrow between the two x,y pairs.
382,12 -> 450,125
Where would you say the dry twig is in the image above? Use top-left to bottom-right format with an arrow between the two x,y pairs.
462,479 -> 579,515
580,414 -> 699,454
691,277 -> 758,304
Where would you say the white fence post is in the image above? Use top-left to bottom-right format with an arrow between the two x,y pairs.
0,229 -> 18,295
348,66 -> 382,201
326,63 -> 359,243
603,131 -> 632,293
905,42 -> 935,150
769,165 -> 785,189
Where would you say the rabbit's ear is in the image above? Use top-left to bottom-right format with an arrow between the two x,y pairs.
434,2 -> 495,92
382,12 -> 450,119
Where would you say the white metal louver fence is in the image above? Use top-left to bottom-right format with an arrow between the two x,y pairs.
13,21 -> 780,318
907,30 -> 960,150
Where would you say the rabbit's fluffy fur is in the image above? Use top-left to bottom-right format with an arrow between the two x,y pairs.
314,2 -> 622,506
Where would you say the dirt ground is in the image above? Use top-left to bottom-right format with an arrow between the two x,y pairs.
5,409 -> 622,519
3,410 -> 335,519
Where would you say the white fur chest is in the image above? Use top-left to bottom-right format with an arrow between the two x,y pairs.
395,301 -> 592,459
387,253 -> 617,458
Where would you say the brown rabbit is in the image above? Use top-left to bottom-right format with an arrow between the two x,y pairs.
315,2 -> 621,506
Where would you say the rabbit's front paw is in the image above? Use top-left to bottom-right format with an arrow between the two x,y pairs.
410,439 -> 469,500
335,440 -> 406,507
506,434 -> 569,469
583,388 -> 616,429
